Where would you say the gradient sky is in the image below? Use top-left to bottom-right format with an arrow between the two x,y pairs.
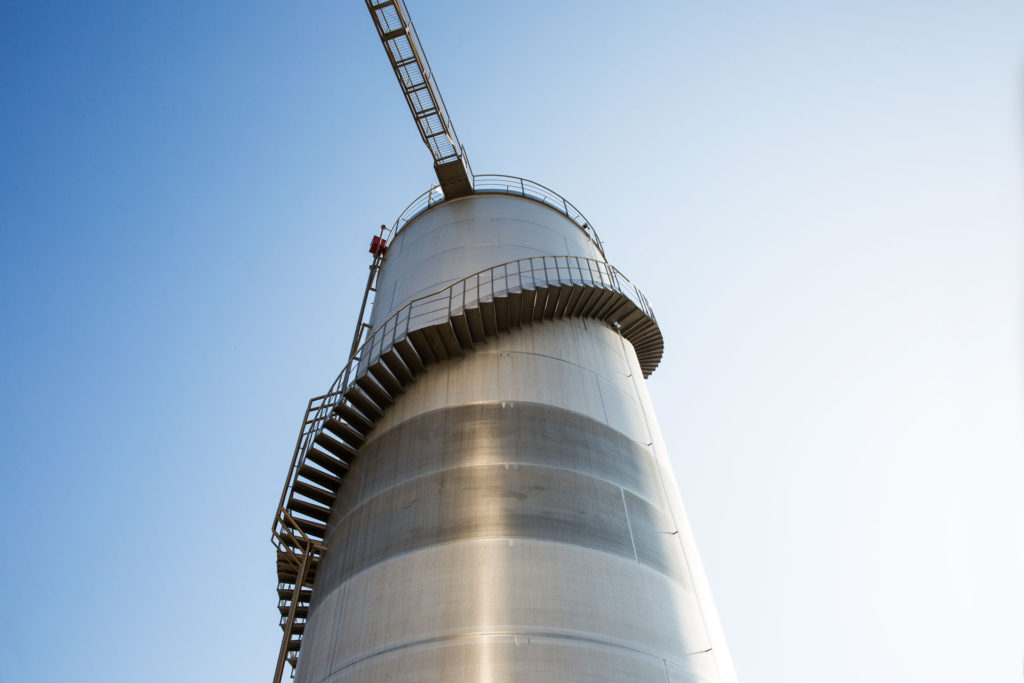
1,1 -> 1021,682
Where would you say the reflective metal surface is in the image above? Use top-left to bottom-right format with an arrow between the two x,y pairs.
300,540 -> 721,682
332,402 -> 668,518
313,403 -> 687,592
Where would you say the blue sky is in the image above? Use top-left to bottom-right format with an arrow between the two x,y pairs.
1,1 -> 1021,681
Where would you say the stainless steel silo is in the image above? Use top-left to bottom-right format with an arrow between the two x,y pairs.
283,183 -> 737,683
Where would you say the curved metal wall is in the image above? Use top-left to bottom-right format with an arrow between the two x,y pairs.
297,194 -> 736,682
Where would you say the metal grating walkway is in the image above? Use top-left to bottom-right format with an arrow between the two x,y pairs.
366,0 -> 473,198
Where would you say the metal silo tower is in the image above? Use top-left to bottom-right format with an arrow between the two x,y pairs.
271,2 -> 737,681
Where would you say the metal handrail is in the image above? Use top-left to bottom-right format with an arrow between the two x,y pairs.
388,174 -> 605,258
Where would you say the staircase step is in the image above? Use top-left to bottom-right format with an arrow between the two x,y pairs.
407,328 -> 438,365
543,285 -> 561,319
592,291 -> 623,320
617,308 -> 647,331
571,286 -> 599,317
640,341 -> 665,358
313,432 -> 356,462
297,463 -> 342,492
494,296 -> 509,332
437,321 -> 462,356
610,309 -> 643,329
277,563 -> 317,585
521,289 -> 537,323
276,561 -> 315,581
604,298 -> 634,325
275,548 -> 304,571
507,291 -> 523,328
634,334 -> 662,350
277,588 -> 312,602
532,287 -> 549,322
450,311 -> 474,350
480,300 -> 498,337
393,338 -> 425,375
324,417 -> 365,448
355,374 -> 394,409
278,604 -> 309,619
369,361 -> 404,397
627,324 -> 661,346
293,516 -> 326,541
333,401 -> 374,435
465,306 -> 486,342
624,317 -> 655,337
276,561 -> 317,586
381,348 -> 415,385
288,496 -> 332,523
637,345 -> 662,360
583,289 -> 615,318
293,480 -> 335,507
346,385 -> 385,420
419,325 -> 449,361
306,446 -> 350,478
557,284 -> 581,319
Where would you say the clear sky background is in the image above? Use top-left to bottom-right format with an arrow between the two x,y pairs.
1,1 -> 1021,681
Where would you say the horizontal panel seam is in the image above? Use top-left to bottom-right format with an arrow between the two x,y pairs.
308,537 -> 697,623
328,459 -> 666,534
324,628 -> 715,681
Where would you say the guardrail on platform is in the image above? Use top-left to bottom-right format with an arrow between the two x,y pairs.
390,174 -> 605,257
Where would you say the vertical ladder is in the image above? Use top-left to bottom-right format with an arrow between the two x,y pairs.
366,0 -> 474,198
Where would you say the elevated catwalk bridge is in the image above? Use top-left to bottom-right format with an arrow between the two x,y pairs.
367,0 -> 473,198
